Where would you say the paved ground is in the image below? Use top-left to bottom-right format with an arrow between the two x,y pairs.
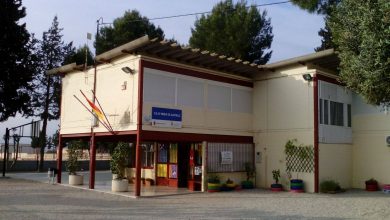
1,177 -> 390,219
8,171 -> 195,198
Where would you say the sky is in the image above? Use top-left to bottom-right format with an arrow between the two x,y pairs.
0,0 -> 325,143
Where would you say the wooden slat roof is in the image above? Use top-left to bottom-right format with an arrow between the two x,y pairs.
48,36 -> 340,77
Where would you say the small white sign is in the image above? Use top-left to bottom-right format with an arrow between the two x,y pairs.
221,151 -> 233,165
194,166 -> 202,175
151,119 -> 182,128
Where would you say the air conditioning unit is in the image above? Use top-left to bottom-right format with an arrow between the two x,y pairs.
386,136 -> 390,146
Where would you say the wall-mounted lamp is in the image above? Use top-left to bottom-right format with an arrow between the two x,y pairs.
121,66 -> 135,74
302,73 -> 313,81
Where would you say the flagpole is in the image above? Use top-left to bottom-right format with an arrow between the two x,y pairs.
73,95 -> 114,134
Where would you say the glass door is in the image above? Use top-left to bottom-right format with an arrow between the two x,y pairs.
188,143 -> 202,191
156,143 -> 168,185
168,143 -> 178,187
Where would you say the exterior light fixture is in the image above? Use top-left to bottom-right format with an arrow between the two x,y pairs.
302,73 -> 313,81
121,66 -> 135,74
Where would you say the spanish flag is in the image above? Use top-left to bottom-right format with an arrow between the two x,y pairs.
74,90 -> 114,133
85,96 -> 105,123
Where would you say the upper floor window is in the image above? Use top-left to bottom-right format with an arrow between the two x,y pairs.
319,99 -> 351,127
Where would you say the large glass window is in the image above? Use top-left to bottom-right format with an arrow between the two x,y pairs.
141,143 -> 155,168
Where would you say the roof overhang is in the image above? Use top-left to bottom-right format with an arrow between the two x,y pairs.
261,49 -> 339,74
46,63 -> 85,76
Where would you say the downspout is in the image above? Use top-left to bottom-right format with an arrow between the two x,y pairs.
57,135 -> 62,183
135,59 -> 144,197
313,73 -> 319,193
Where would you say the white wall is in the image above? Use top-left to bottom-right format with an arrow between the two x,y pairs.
60,55 -> 140,134
352,95 -> 390,188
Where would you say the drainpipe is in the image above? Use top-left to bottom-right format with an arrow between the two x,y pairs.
135,59 -> 144,197
56,135 -> 62,183
313,73 -> 319,193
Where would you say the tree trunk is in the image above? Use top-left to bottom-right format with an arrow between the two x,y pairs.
38,77 -> 51,172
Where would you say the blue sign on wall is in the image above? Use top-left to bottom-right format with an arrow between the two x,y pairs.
151,107 -> 182,128
152,107 -> 182,121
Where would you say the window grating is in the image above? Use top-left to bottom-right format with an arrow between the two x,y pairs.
207,143 -> 253,172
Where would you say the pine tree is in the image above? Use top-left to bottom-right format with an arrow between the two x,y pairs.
31,16 -> 74,171
0,0 -> 36,121
95,10 -> 164,55
291,0 -> 341,51
64,45 -> 94,67
189,0 -> 273,65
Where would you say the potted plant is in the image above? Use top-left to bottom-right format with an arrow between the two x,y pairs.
66,140 -> 84,185
110,142 -> 130,192
241,162 -> 255,189
271,169 -> 283,191
220,178 -> 236,191
207,174 -> 221,192
365,178 -> 378,191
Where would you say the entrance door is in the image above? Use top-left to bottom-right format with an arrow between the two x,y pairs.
177,143 -> 190,187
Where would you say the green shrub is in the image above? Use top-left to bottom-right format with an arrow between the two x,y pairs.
66,140 -> 83,175
110,142 -> 130,179
320,180 -> 341,193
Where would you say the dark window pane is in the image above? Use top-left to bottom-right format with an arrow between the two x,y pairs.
319,99 -> 323,124
324,100 -> 329,125
348,104 -> 351,127
330,101 -> 344,126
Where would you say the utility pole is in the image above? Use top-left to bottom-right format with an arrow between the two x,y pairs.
2,128 -> 9,177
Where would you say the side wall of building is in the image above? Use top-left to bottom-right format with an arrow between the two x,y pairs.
60,55 -> 140,134
317,79 -> 353,189
352,95 -> 390,188
253,65 -> 316,192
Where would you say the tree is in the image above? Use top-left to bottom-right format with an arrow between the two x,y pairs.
290,0 -> 341,51
0,0 -> 37,121
64,45 -> 94,67
95,10 -> 165,55
290,0 -> 340,14
31,16 -> 74,171
329,0 -> 390,106
189,0 -> 273,65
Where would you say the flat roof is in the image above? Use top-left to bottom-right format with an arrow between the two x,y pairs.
261,49 -> 339,73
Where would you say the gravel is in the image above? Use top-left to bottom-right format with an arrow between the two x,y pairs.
1,177 -> 390,219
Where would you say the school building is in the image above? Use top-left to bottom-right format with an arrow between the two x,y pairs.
48,36 -> 390,196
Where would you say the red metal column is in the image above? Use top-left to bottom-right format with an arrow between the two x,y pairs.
89,133 -> 96,189
56,135 -> 62,183
313,74 -> 319,193
135,59 -> 144,197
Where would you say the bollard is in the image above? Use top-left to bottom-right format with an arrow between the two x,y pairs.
48,168 -> 56,184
